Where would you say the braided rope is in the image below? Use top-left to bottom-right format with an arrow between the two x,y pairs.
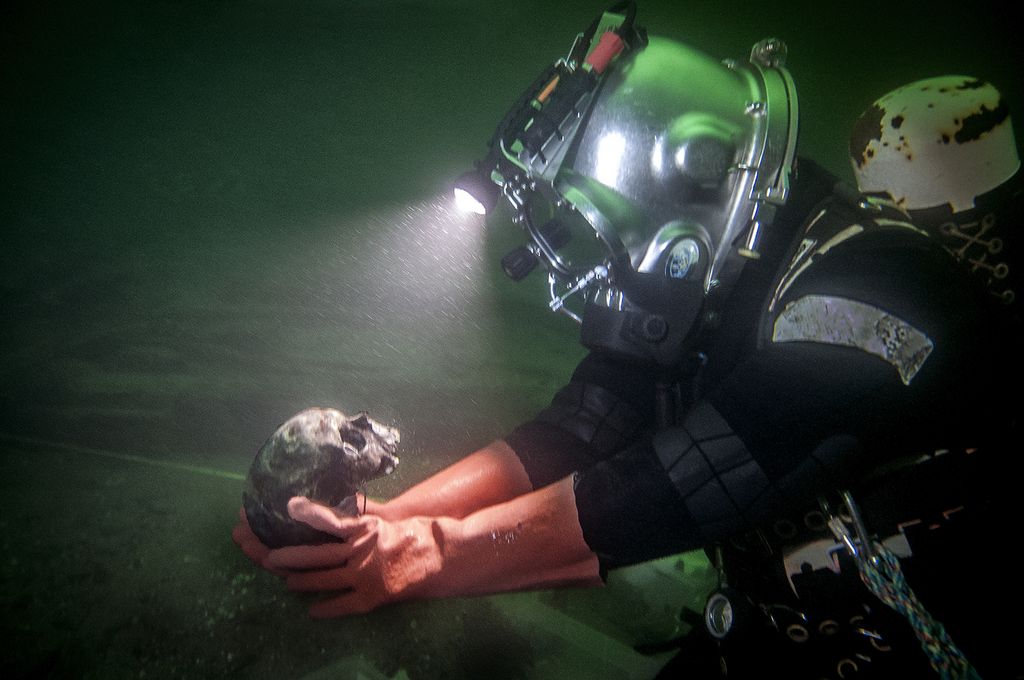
856,542 -> 978,679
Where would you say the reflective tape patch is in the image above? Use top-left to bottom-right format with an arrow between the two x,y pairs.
772,295 -> 933,385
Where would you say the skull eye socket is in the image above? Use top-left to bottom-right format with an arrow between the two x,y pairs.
339,427 -> 366,451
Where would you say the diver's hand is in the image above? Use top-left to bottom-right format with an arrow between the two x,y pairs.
269,477 -> 602,619
358,494 -> 398,520
231,508 -> 288,577
276,440 -> 532,526
230,497 -> 389,576
356,440 -> 533,521
266,497 -> 447,617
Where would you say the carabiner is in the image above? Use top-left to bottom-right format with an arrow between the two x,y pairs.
823,491 -> 876,564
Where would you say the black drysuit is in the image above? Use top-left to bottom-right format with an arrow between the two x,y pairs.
506,159 -> 1022,677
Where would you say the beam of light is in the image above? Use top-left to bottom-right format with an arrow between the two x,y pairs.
245,192 -> 502,440
313,192 -> 492,364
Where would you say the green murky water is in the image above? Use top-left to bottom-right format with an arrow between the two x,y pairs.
2,1 -> 1017,677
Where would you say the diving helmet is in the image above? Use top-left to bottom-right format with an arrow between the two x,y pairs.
455,2 -> 799,366
850,76 -> 1021,304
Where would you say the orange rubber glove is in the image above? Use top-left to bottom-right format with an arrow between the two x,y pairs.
232,440 -> 535,578
266,475 -> 603,618
232,508 -> 288,577
367,439 -> 534,521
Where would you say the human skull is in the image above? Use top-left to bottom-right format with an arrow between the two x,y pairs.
242,407 -> 400,548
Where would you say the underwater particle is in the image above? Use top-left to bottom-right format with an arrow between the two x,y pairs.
243,407 -> 400,548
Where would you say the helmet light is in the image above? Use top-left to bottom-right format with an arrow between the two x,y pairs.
452,168 -> 501,216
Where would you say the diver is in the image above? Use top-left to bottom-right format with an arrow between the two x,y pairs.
234,3 -> 1022,677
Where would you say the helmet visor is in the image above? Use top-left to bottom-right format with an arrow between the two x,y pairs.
523,187 -> 618,276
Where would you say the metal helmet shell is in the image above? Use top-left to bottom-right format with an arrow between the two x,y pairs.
850,76 -> 1020,212
521,35 -> 798,293
471,12 -> 799,364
